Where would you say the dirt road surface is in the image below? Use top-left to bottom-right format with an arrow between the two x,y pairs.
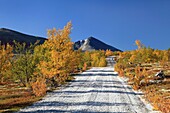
18,57 -> 155,113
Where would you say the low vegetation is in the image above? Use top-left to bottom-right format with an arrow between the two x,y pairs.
0,22 -> 108,112
2,22 -> 168,112
114,40 -> 170,113
0,82 -> 42,113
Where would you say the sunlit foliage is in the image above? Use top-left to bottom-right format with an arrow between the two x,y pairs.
0,22 -> 107,98
0,42 -> 13,83
11,41 -> 39,87
114,40 -> 170,112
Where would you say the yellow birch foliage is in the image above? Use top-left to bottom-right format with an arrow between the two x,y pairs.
133,66 -> 142,90
99,56 -> 107,67
0,43 -> 13,82
82,62 -> 87,71
160,50 -> 169,67
31,77 -> 47,97
37,22 -> 74,80
135,40 -> 144,49
105,49 -> 113,57
91,52 -> 100,67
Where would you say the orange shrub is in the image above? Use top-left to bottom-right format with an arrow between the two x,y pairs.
133,66 -> 143,90
82,62 -> 87,71
31,78 -> 47,97
105,49 -> 113,57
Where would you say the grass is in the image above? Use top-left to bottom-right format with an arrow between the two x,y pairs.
141,80 -> 170,112
0,74 -> 76,113
0,83 -> 42,113
122,63 -> 170,112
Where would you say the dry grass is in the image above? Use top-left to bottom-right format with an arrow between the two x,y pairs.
141,78 -> 170,112
116,62 -> 170,112
134,65 -> 170,112
0,83 -> 42,113
0,75 -> 75,113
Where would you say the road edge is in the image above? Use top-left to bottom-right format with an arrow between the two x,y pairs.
116,73 -> 161,113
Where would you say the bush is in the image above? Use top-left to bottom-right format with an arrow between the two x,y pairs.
99,56 -> 107,67
0,43 -> 13,83
31,78 -> 47,97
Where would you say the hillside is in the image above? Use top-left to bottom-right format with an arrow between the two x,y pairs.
0,28 -> 46,46
0,28 -> 121,52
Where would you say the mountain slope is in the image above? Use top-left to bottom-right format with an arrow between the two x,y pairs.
74,37 -> 121,51
0,28 -> 46,46
0,28 -> 122,52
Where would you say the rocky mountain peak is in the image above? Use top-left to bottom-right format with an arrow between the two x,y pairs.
73,37 -> 121,52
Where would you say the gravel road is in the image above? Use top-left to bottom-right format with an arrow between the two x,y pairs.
18,57 -> 154,113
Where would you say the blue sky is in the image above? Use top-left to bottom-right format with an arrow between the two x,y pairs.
0,0 -> 170,50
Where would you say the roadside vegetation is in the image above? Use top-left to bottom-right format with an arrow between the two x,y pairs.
2,22 -> 168,113
0,22 -> 108,112
114,40 -> 170,113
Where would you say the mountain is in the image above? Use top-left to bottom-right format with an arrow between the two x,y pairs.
73,37 -> 122,52
0,28 -> 46,46
0,28 -> 121,52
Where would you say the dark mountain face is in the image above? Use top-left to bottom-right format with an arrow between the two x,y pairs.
0,28 -> 46,46
0,28 -> 121,52
73,37 -> 122,52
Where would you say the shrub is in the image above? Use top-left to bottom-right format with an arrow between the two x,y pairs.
31,78 -> 47,97
0,43 -> 13,83
82,62 -> 87,71
99,56 -> 107,67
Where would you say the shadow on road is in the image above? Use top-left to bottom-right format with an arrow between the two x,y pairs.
18,60 -> 145,113
19,110 -> 129,113
86,70 -> 115,72
19,101 -> 132,113
76,73 -> 117,76
52,90 -> 142,96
